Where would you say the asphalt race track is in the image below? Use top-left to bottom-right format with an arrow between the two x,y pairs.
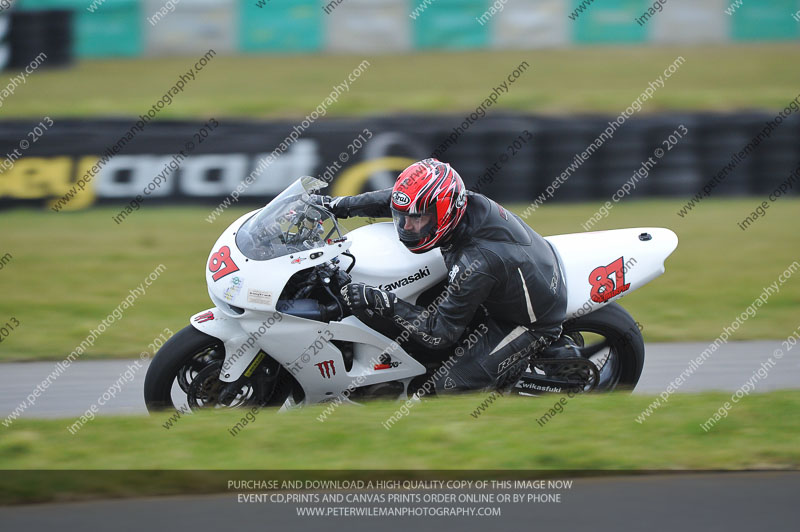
0,472 -> 797,531
0,341 -> 796,419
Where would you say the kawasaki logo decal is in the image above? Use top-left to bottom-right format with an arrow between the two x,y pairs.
378,267 -> 431,291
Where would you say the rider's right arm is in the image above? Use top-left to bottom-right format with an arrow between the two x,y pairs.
391,251 -> 499,350
329,188 -> 392,219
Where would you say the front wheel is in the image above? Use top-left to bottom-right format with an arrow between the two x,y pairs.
143,325 -> 293,413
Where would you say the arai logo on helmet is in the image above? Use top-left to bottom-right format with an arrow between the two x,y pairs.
392,191 -> 411,206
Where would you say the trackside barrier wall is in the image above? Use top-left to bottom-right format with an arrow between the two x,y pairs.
0,113 -> 797,210
6,0 -> 799,59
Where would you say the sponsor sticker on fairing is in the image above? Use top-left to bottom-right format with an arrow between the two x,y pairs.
247,289 -> 273,305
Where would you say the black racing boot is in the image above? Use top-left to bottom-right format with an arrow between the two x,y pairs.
532,335 -> 596,388
537,335 -> 581,361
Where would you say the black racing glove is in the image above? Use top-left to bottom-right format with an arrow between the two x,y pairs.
309,194 -> 344,217
340,283 -> 396,317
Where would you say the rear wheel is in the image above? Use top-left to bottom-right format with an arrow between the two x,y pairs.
564,302 -> 644,391
143,325 -> 294,413
518,302 -> 645,393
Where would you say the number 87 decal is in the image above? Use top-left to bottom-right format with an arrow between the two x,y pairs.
589,257 -> 631,303
209,245 -> 240,281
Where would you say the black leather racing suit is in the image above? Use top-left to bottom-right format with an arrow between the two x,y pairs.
332,189 -> 567,393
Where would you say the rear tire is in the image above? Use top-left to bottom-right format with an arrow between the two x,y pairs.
562,302 -> 645,391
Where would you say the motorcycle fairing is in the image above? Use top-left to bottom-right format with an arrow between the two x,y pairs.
191,307 -> 426,402
546,227 -> 679,318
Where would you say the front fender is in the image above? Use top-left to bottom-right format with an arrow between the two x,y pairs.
190,308 -> 281,382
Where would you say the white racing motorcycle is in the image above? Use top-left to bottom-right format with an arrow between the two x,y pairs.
144,176 -> 678,412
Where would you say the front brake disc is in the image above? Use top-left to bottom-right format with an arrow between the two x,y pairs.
187,361 -> 224,408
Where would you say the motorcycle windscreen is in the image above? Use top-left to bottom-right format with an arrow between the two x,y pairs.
235,178 -> 343,261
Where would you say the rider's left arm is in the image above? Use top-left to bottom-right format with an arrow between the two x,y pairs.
328,188 -> 393,219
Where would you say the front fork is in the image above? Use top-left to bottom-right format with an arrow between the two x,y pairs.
190,308 -> 270,383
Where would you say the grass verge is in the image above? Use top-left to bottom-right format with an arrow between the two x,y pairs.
1,390 -> 798,503
1,45 -> 798,118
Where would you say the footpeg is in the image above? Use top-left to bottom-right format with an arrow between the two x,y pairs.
515,357 -> 599,394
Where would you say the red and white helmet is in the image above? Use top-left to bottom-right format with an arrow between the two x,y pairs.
390,159 -> 467,253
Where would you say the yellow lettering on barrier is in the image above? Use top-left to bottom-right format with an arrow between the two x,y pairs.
0,156 -> 99,210
56,156 -> 100,211
0,157 -> 72,198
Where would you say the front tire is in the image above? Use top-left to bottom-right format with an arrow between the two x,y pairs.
143,325 -> 292,413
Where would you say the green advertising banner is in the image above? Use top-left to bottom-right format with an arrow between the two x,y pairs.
729,0 -> 800,41
411,0 -> 489,50
571,0 -> 648,44
18,0 -> 142,57
239,0 -> 322,53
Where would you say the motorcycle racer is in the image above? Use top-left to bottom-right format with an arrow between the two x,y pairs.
316,158 -> 569,393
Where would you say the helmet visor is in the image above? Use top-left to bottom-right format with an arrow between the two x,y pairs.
392,205 -> 437,247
